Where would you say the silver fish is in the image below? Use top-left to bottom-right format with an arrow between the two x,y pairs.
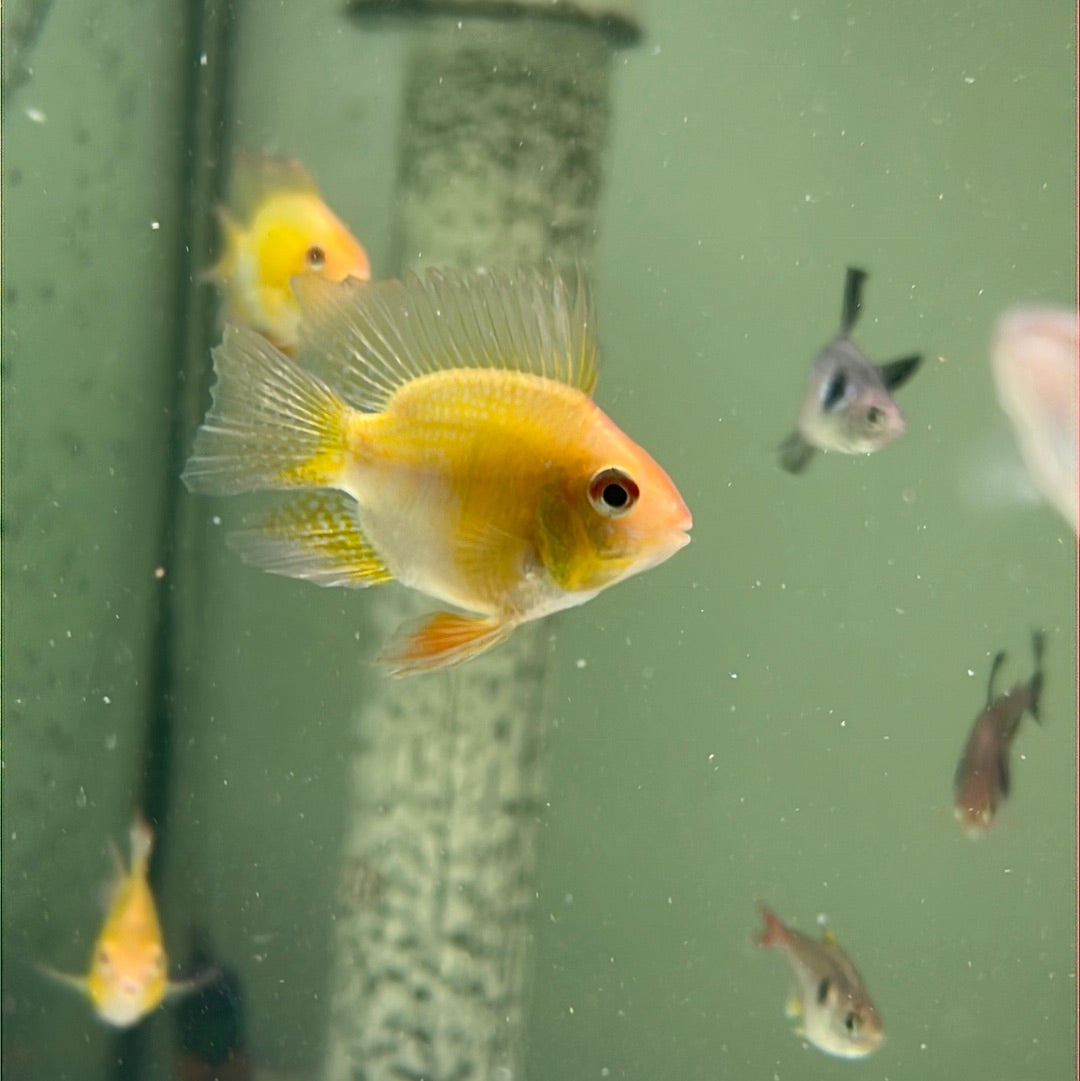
779,267 -> 922,473
954,631 -> 1044,837
756,903 -> 885,1059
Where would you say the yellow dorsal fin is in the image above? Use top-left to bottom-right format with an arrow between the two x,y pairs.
227,491 -> 393,588
292,265 -> 599,413
228,150 -> 318,222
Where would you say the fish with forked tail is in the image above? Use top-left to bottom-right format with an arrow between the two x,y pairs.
779,267 -> 922,473
954,631 -> 1045,837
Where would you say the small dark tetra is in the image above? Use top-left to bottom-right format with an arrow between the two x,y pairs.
953,630 -> 1045,836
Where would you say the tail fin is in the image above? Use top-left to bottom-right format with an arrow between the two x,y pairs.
129,815 -> 155,878
182,326 -> 352,495
756,902 -> 788,949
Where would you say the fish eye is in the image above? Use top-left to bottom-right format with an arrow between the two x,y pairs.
816,977 -> 831,1004
844,1010 -> 860,1033
587,468 -> 640,518
866,406 -> 884,426
305,245 -> 326,270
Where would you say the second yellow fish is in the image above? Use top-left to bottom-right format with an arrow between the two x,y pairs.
43,817 -> 188,1027
183,266 -> 692,676
205,151 -> 371,352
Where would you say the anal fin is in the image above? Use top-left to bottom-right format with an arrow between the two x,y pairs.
379,611 -> 515,677
228,491 -> 393,588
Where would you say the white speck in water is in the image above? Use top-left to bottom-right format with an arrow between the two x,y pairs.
790,9 -> 801,20
25,106 -> 46,123
568,1005 -> 575,1015
964,75 -> 975,84
967,668 -> 975,677
150,221 -> 160,231
920,1042 -> 928,1050
75,786 -> 87,808
601,1069 -> 610,1078
154,566 -> 166,580
102,695 -> 111,705
730,672 -> 738,679
575,658 -> 587,669
200,52 -> 208,66
564,893 -> 574,905
211,515 -> 222,526
105,733 -> 117,750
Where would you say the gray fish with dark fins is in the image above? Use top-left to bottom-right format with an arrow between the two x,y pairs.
953,631 -> 1045,837
779,267 -> 922,473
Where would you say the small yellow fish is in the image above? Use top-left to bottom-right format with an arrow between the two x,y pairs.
43,817 -> 189,1027
205,151 -> 371,352
756,903 -> 884,1059
183,266 -> 692,676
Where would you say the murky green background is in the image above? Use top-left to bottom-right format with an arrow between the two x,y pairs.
3,1 -> 1074,1079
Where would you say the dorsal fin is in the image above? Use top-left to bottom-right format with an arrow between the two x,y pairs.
228,150 -> 319,222
292,265 -> 599,412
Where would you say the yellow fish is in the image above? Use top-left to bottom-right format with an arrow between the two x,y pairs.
205,151 -> 371,352
43,816 -> 191,1027
183,266 -> 693,676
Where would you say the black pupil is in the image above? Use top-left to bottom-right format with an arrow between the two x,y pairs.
816,977 -> 830,1004
867,406 -> 883,424
307,246 -> 325,268
602,482 -> 628,508
845,1011 -> 857,1032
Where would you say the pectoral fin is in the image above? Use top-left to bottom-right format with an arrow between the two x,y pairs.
379,611 -> 516,677
778,431 -> 817,474
38,964 -> 90,999
165,967 -> 219,1002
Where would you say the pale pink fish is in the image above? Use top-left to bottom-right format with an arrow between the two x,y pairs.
991,306 -> 1078,533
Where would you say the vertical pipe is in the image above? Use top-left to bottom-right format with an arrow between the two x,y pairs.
323,11 -> 638,1080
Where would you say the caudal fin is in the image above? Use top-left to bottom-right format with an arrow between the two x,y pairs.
182,326 -> 351,496
756,902 -> 789,949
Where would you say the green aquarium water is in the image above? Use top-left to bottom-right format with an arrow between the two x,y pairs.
1,1 -> 1074,1080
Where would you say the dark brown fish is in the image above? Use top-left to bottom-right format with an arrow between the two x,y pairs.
953,631 -> 1044,837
